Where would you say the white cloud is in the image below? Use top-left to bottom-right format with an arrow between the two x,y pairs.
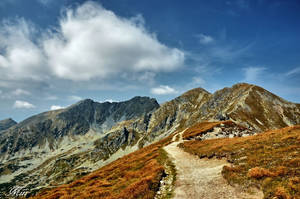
12,88 -> 30,96
43,1 -> 184,80
196,34 -> 214,44
285,67 -> 300,76
99,99 -> 119,103
243,67 -> 266,82
0,90 -> 2,94
151,85 -> 178,95
13,100 -> 35,109
50,105 -> 64,110
0,1 -> 184,82
0,19 -> 46,80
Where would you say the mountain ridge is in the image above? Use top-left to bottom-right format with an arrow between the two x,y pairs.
0,118 -> 17,132
0,83 -> 299,198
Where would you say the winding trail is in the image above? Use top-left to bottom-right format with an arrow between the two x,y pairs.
163,130 -> 263,199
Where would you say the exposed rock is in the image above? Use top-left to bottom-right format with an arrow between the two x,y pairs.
0,83 -> 299,198
0,97 -> 159,198
128,83 -> 300,147
0,118 -> 17,132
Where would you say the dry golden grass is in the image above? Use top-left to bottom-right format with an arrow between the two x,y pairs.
30,135 -> 174,199
179,125 -> 300,199
182,120 -> 243,140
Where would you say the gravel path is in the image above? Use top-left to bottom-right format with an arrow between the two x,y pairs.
163,131 -> 263,199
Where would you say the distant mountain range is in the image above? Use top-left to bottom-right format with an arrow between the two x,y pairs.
0,83 -> 299,198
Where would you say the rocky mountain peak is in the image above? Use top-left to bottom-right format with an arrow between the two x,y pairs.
0,96 -> 159,156
0,118 -> 17,132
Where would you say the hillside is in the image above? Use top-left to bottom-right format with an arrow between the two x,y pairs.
123,83 -> 300,147
0,83 -> 299,198
179,123 -> 300,198
29,135 -> 175,199
0,97 -> 159,197
28,122 -> 300,199
0,119 -> 17,132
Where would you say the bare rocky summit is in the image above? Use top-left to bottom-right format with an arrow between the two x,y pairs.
0,118 -> 17,132
0,83 -> 299,198
124,83 -> 300,147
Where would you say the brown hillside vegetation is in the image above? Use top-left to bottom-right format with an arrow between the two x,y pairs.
179,125 -> 300,199
182,120 -> 244,139
30,135 -> 174,199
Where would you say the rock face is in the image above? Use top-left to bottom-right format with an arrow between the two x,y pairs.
120,83 -> 300,146
198,83 -> 300,131
0,118 -> 17,132
0,83 -> 299,198
0,97 -> 158,157
0,97 -> 159,198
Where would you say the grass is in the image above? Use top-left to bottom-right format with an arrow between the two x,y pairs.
30,135 -> 175,199
182,120 -> 243,140
179,124 -> 300,199
155,148 -> 176,199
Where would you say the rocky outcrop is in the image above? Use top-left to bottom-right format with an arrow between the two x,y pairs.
186,122 -> 256,141
0,83 -> 299,198
0,118 -> 17,132
200,83 -> 300,131
0,97 -> 158,157
119,83 -> 300,147
0,97 -> 159,198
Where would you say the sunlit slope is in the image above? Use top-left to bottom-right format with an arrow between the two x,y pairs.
180,124 -> 300,198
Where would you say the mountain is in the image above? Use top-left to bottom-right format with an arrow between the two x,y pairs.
0,118 -> 17,132
0,97 -> 158,156
123,83 -> 300,147
0,83 -> 299,198
0,97 -> 159,198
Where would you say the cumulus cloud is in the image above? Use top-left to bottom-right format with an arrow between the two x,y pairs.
0,19 -> 46,80
42,2 -> 184,80
50,105 -> 64,110
196,34 -> 214,44
13,100 -> 35,109
0,1 -> 184,82
243,67 -> 266,82
151,85 -> 178,95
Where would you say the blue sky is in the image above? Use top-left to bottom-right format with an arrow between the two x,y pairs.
0,0 -> 300,121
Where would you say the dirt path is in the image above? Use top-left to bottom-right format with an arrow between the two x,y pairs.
163,131 -> 263,199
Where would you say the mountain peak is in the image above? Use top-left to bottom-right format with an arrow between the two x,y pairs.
181,87 -> 210,97
0,118 -> 17,131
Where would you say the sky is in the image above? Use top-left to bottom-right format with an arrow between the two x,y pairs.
0,0 -> 300,122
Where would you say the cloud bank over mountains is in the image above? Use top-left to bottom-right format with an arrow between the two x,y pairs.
0,1 -> 184,82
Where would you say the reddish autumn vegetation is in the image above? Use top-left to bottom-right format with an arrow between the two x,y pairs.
180,125 -> 300,199
182,120 -> 242,139
30,136 -> 173,199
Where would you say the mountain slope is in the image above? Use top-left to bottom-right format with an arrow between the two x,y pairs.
180,124 -> 300,199
0,118 -> 17,132
200,83 -> 300,131
123,83 -> 300,147
29,123 -> 299,199
0,97 -> 159,198
29,134 -> 174,199
0,83 -> 299,198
